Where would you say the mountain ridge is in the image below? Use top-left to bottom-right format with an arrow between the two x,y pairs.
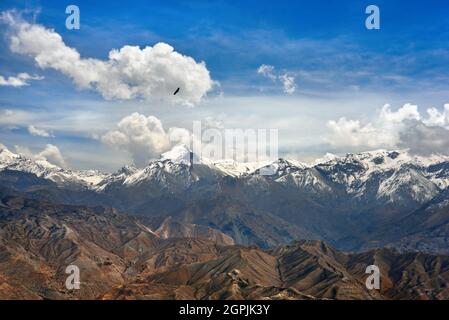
2,145 -> 449,254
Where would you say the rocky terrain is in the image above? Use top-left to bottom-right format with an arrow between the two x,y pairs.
1,189 -> 449,300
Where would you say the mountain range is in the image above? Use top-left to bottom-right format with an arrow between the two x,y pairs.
2,144 -> 449,254
2,144 -> 449,299
1,188 -> 449,300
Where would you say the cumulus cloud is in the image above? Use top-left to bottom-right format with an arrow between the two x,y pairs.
37,144 -> 66,167
257,64 -> 277,81
1,11 -> 214,106
15,144 -> 66,167
101,113 -> 191,166
326,103 -> 449,155
279,74 -> 296,94
28,125 -> 52,137
0,72 -> 43,87
424,104 -> 449,128
398,120 -> 449,155
257,64 -> 296,94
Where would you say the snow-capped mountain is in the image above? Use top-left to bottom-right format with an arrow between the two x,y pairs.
159,144 -> 195,164
311,150 -> 449,204
2,144 -> 449,202
2,144 -> 449,252
160,144 -> 266,177
0,145 -> 108,188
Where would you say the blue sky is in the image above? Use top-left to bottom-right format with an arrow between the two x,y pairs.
3,0 -> 449,94
1,0 -> 449,170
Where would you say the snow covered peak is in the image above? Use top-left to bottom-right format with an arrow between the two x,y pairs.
320,149 -> 449,172
307,149 -> 449,201
160,144 -> 194,164
2,143 -> 449,195
315,149 -> 411,168
116,165 -> 138,176
252,158 -> 308,177
34,159 -> 60,170
0,145 -> 108,188
411,153 -> 449,167
71,170 -> 109,186
212,159 -> 264,177
313,153 -> 338,165
278,158 -> 308,169
0,145 -> 20,165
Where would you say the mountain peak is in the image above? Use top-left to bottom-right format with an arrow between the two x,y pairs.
0,145 -> 20,164
117,164 -> 138,175
160,144 -> 195,164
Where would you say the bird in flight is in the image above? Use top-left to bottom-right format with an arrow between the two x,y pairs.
173,87 -> 180,95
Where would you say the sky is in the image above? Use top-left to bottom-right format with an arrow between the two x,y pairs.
1,0 -> 449,171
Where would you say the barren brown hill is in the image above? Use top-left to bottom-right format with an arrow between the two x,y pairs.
0,192 -> 161,299
102,240 -> 449,300
2,190 -> 449,300
0,190 -> 231,299
141,216 -> 235,246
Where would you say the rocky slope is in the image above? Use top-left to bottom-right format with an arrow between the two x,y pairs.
1,190 -> 449,300
102,240 -> 449,300
141,216 -> 235,246
0,189 -> 231,299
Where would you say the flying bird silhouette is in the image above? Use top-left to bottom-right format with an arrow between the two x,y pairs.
173,87 -> 180,95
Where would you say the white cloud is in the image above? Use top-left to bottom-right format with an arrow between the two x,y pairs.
257,64 -> 296,94
257,64 -> 277,81
38,144 -> 66,167
15,144 -> 66,167
28,125 -> 52,137
424,104 -> 449,128
279,73 -> 296,94
1,11 -> 214,106
326,103 -> 449,155
326,104 -> 421,148
101,112 -> 191,166
0,109 -> 31,125
0,72 -> 43,87
327,117 -> 380,148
